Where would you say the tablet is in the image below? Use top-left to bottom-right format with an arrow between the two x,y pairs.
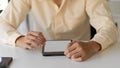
42,40 -> 71,56
0,57 -> 13,68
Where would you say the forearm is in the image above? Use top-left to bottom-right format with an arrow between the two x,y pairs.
86,0 -> 118,50
0,0 -> 31,46
0,19 -> 22,46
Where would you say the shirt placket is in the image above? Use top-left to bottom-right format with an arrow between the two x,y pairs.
53,0 -> 67,39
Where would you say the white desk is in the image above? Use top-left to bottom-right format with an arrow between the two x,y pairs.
0,41 -> 120,68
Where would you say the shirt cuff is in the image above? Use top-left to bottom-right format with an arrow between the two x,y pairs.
90,36 -> 114,51
8,31 -> 22,47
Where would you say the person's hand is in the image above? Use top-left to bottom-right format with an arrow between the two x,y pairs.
15,31 -> 46,50
64,41 -> 101,62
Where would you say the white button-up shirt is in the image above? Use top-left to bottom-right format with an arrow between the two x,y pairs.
0,0 -> 118,50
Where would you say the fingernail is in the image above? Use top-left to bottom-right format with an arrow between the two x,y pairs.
64,51 -> 67,55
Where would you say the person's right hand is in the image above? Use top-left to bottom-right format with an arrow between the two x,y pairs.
15,31 -> 46,50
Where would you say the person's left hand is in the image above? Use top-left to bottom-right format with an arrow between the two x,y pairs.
64,41 -> 101,62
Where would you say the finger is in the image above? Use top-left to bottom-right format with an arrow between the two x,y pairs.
38,33 -> 46,41
28,31 -> 42,37
29,31 -> 46,41
65,42 -> 77,54
25,38 -> 38,48
25,43 -> 35,50
71,52 -> 83,62
66,41 -> 77,48
27,36 -> 42,46
67,42 -> 73,48
26,33 -> 37,40
26,34 -> 39,44
71,47 -> 87,62
64,42 -> 74,55
65,48 -> 79,58
28,32 -> 46,45
31,41 -> 39,48
37,37 -> 46,45
26,34 -> 45,46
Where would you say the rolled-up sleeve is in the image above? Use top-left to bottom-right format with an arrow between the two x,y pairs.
86,0 -> 119,50
0,0 -> 31,46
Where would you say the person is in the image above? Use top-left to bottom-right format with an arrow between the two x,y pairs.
0,0 -> 118,62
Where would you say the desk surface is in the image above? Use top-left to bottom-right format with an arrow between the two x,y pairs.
0,42 -> 120,68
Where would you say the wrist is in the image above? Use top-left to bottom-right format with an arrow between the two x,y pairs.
90,41 -> 102,53
15,35 -> 25,47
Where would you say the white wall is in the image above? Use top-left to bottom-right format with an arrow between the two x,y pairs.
0,0 -> 8,10
108,1 -> 120,23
